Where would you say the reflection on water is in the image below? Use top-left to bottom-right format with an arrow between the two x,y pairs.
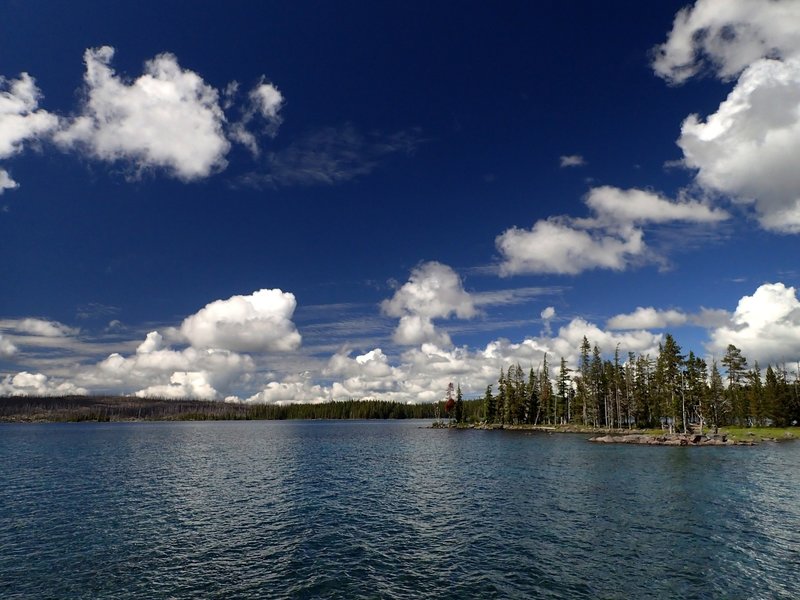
1,421 -> 798,599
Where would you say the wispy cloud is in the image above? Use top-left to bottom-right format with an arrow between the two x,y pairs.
559,154 -> 586,168
240,124 -> 423,188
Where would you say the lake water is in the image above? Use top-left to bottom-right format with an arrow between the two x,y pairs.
1,420 -> 798,599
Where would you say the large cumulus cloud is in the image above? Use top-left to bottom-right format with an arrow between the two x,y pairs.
181,289 -> 302,353
496,186 -> 727,275
381,261 -> 477,346
54,46 -> 230,180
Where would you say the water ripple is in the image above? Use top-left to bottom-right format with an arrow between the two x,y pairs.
1,422 -> 799,599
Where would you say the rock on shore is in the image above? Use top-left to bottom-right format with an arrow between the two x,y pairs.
589,433 -> 754,446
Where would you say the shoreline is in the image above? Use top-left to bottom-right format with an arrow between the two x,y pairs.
431,422 -> 799,445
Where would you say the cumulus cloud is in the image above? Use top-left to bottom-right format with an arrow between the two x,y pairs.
607,307 -> 689,330
228,78 -> 284,156
707,282 -> 800,365
382,262 -> 477,346
0,73 -> 58,158
0,73 -> 58,191
0,318 -> 79,337
0,169 -> 18,193
678,57 -> 800,232
0,371 -> 87,396
181,288 -> 301,353
135,371 -> 218,400
541,306 -> 556,336
559,154 -> 586,167
497,220 -> 645,276
584,186 -> 728,225
54,46 -> 230,180
496,186 -> 728,276
655,1 -> 800,232
245,379 -> 329,404
0,334 -> 17,357
653,0 -> 800,84
88,334 -> 255,400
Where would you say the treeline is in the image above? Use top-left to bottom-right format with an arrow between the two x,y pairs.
0,395 -> 441,422
460,335 -> 800,431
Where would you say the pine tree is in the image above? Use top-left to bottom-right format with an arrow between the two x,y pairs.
526,368 -> 539,424
722,344 -> 748,425
654,334 -> 684,433
747,363 -> 763,426
540,353 -> 553,425
497,368 -> 507,425
557,357 -> 571,425
576,336 -> 592,425
454,384 -> 464,424
708,360 -> 726,433
484,384 -> 495,423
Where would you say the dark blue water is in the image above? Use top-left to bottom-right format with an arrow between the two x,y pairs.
1,421 -> 798,599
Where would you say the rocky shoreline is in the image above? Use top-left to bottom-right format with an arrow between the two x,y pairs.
589,433 -> 755,446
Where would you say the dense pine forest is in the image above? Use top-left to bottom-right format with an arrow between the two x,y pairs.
0,396 -> 439,422
455,335 -> 800,432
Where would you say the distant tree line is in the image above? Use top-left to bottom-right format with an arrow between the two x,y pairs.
0,396 -> 440,422
452,335 -> 800,431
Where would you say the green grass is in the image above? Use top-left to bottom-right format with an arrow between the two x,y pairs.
717,426 -> 799,442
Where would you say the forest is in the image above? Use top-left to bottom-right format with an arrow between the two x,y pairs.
0,395 -> 439,422
448,335 -> 800,432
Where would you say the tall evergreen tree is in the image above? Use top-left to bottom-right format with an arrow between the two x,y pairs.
708,360 -> 726,433
654,334 -> 684,433
540,353 -> 553,425
722,344 -> 748,425
526,368 -> 539,424
484,384 -> 495,423
454,384 -> 464,424
746,363 -> 763,426
557,357 -> 571,425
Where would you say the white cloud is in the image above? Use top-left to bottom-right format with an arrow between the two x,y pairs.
0,371 -> 87,396
229,78 -> 284,156
136,331 -> 165,354
653,0 -> 800,84
393,314 -> 452,347
607,307 -> 689,330
0,73 -> 58,192
0,318 -> 79,337
497,219 -> 645,276
678,56 -> 800,232
496,186 -> 728,276
245,379 -> 329,404
181,288 -> 301,353
707,282 -> 800,365
0,168 -> 18,193
540,306 -> 556,336
584,186 -> 727,225
0,73 -> 58,159
54,46 -> 230,180
382,262 -> 477,346
250,80 -> 283,123
559,154 -> 586,167
654,2 -> 800,233
0,334 -> 17,357
135,371 -> 218,400
86,337 -> 254,400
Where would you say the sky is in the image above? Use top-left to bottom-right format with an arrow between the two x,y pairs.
2,0 -> 800,402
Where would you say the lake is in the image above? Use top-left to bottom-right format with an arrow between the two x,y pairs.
1,420 -> 798,598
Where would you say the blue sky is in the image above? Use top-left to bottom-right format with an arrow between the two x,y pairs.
2,0 -> 800,402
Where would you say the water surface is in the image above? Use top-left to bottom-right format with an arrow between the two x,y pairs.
1,420 -> 798,598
